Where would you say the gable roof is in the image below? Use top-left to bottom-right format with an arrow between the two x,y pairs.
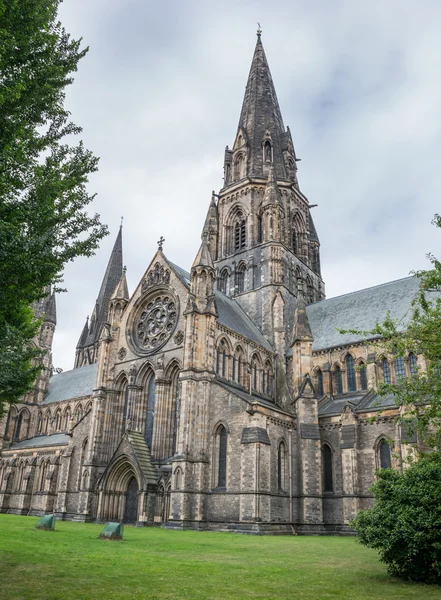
214,292 -> 273,351
8,433 -> 69,450
318,391 -> 396,417
42,363 -> 98,405
306,276 -> 421,352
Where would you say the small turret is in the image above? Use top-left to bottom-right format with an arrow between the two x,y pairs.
190,235 -> 215,306
202,192 -> 219,260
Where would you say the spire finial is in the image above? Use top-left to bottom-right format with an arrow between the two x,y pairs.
120,216 -> 124,228
257,23 -> 262,39
123,265 -> 127,274
157,236 -> 165,251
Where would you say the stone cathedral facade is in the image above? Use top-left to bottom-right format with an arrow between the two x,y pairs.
0,34 -> 423,534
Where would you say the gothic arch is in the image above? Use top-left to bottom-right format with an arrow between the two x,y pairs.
322,443 -> 334,492
251,352 -> 263,393
63,406 -> 71,430
292,212 -> 306,256
74,403 -> 83,423
54,408 -> 62,431
43,409 -> 52,434
375,436 -> 393,470
219,267 -> 231,294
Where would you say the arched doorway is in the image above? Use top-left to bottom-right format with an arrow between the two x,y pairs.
123,477 -> 139,524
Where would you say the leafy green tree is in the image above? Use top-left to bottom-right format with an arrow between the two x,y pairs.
341,214 -> 441,448
345,215 -> 441,582
352,453 -> 441,584
0,0 -> 108,416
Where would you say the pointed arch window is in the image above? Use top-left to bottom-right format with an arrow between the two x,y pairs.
236,264 -> 246,294
394,356 -> 405,381
219,269 -> 228,294
409,353 -> 417,376
359,362 -> 368,390
322,444 -> 333,492
292,229 -> 297,254
55,409 -> 62,431
217,425 -> 227,488
216,340 -> 228,378
379,439 -> 391,469
63,407 -> 71,430
257,215 -> 263,243
145,374 -> 156,448
316,369 -> 324,397
264,140 -> 272,163
382,358 -> 391,384
334,366 -> 343,395
306,278 -> 314,304
278,441 -> 287,491
346,355 -> 356,392
13,413 -> 23,441
235,219 -> 246,251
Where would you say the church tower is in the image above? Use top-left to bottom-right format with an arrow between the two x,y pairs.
208,30 -> 324,368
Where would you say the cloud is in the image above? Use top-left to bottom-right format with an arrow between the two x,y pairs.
52,0 -> 441,370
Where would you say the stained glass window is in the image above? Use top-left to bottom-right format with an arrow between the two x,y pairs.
346,355 -> 356,392
334,366 -> 343,394
360,363 -> 368,390
323,445 -> 333,492
379,440 -> 391,469
317,369 -> 324,397
409,353 -> 417,376
383,358 -> 391,384
218,426 -> 227,488
145,375 -> 156,447
395,356 -> 405,381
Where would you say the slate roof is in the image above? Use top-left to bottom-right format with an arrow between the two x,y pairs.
319,391 -> 396,417
166,259 -> 272,351
126,431 -> 157,486
8,433 -> 69,450
42,363 -> 98,405
214,292 -> 273,351
216,381 -> 292,416
168,261 -> 191,287
306,276 -> 421,352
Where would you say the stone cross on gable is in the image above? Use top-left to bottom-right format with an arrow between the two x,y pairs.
157,236 -> 165,251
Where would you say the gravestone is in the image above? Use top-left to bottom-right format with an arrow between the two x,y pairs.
35,514 -> 55,531
99,522 -> 124,540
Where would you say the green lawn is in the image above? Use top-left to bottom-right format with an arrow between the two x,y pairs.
0,515 -> 439,600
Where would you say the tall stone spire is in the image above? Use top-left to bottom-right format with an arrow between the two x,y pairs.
74,226 -> 123,368
224,31 -> 298,184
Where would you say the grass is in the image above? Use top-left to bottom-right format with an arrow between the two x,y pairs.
0,515 -> 440,600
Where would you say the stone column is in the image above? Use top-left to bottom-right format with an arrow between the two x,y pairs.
339,405 -> 359,529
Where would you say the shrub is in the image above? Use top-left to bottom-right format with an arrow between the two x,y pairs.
352,452 -> 441,584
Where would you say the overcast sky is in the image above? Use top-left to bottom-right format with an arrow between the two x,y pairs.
53,0 -> 441,371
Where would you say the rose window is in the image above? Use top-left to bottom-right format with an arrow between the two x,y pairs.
134,294 -> 177,352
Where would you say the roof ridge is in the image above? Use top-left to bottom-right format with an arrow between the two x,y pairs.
313,275 -> 417,305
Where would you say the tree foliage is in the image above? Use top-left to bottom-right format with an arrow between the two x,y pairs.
352,453 -> 441,584
340,215 -> 441,449
0,0 -> 108,415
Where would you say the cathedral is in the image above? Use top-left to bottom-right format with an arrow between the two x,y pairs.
0,32 -> 422,534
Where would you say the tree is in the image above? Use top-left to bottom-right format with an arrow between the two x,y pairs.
344,215 -> 441,582
341,214 -> 441,449
352,453 -> 441,584
0,0 -> 108,416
